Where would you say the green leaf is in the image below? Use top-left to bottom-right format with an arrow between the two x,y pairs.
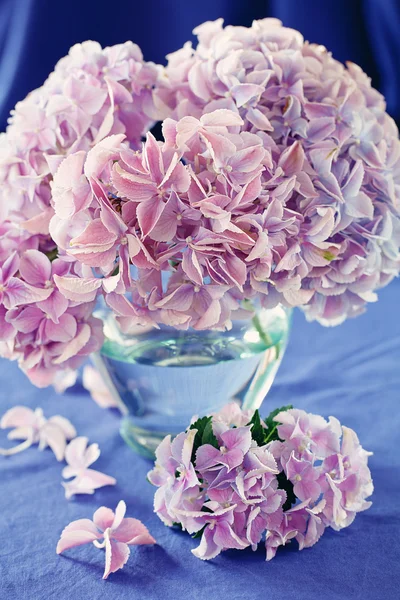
189,415 -> 209,444
246,409 -> 266,446
264,404 -> 293,443
189,416 -> 219,462
201,419 -> 219,449
45,247 -> 58,262
277,471 -> 297,511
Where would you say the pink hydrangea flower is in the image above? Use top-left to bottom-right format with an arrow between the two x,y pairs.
265,408 -> 373,558
0,405 -> 76,460
43,50 -> 400,335
62,436 -> 116,499
147,429 -> 204,529
0,252 -> 52,309
212,402 -> 254,428
57,500 -> 156,579
274,408 -> 341,459
196,426 -> 252,472
149,403 -> 373,561
148,409 -> 285,560
0,40 -> 167,386
285,453 -> 321,501
183,503 -> 249,560
264,498 -> 326,560
162,18 -> 400,324
319,426 -> 373,530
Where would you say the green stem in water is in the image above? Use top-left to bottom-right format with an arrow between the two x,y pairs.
251,310 -> 274,349
243,299 -> 280,360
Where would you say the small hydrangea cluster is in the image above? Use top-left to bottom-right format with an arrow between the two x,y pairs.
1,18 -> 400,387
0,41 -> 166,386
148,403 -> 373,561
265,408 -> 373,559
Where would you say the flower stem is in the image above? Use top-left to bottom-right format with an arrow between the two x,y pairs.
243,299 -> 280,360
0,439 -> 32,456
251,311 -> 273,349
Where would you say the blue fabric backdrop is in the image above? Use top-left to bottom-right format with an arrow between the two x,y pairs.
1,0 -> 400,127
1,2 -> 400,599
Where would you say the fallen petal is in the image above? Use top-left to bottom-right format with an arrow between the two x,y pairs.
103,531 -> 130,580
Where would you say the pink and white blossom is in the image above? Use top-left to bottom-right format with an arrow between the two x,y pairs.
0,405 -> 76,460
56,500 -> 156,579
62,436 -> 116,499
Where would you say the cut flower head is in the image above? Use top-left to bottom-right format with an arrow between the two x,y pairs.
148,402 -> 373,561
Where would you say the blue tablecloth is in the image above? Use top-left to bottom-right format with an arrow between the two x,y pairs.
0,280 -> 399,600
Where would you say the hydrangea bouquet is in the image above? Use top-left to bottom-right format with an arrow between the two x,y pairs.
148,403 -> 373,560
0,18 -> 399,388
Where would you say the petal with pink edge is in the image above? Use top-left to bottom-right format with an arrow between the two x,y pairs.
0,406 -> 35,429
113,517 -> 156,545
93,506 -> 116,532
54,275 -> 102,303
195,444 -> 221,471
64,436 -> 91,468
84,134 -> 126,179
111,500 -> 127,531
53,324 -> 91,364
213,521 -> 248,550
45,313 -> 77,343
221,426 -> 252,453
192,526 -> 221,561
19,250 -> 51,285
56,519 -> 101,554
37,291 -> 69,323
137,196 -> 165,238
47,415 -> 76,439
200,109 -> 243,128
77,469 -> 117,491
103,532 -> 130,579
2,252 -> 19,281
40,422 -> 68,461
4,279 -> 52,308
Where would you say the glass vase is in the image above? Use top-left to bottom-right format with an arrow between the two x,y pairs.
93,304 -> 292,458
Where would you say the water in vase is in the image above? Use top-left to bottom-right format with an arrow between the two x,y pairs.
94,305 -> 291,456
